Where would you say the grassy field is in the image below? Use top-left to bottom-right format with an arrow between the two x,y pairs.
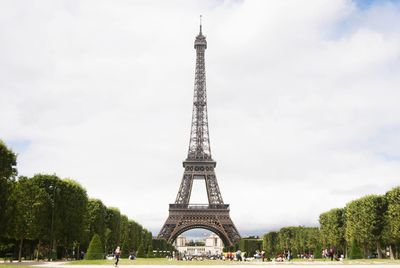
0,263 -> 40,268
67,258 -> 400,265
68,258 -> 242,265
0,266 -> 29,268
1,258 -> 400,266
344,259 -> 400,265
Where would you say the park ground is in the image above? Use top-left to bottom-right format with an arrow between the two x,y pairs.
2,258 -> 400,267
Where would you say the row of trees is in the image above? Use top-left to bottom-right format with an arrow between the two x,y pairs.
320,189 -> 400,259
262,187 -> 400,259
0,140 -> 172,261
262,227 -> 321,259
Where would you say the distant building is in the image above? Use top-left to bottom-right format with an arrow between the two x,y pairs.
176,236 -> 187,247
175,234 -> 223,256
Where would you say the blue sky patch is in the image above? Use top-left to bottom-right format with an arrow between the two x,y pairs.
353,0 -> 400,9
6,139 -> 31,153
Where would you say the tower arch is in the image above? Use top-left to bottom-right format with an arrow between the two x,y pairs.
169,224 -> 230,247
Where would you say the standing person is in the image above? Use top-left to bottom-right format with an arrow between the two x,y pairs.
261,250 -> 265,262
236,249 -> 242,261
329,247 -> 334,261
114,246 -> 121,267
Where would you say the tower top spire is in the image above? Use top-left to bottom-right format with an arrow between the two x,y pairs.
194,15 -> 207,49
200,15 -> 202,34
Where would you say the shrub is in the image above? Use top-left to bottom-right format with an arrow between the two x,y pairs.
85,234 -> 104,260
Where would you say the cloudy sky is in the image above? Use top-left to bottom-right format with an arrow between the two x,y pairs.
1,0 -> 400,236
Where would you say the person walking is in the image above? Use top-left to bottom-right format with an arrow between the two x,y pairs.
114,246 -> 121,267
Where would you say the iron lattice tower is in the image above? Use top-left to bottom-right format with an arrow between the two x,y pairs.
158,20 -> 241,247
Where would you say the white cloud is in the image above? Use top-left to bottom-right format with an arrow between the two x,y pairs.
1,0 -> 400,236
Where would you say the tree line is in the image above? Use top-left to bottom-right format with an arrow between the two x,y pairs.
262,187 -> 400,259
0,140 -> 172,261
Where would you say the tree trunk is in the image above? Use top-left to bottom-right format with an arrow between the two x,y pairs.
52,239 -> 57,261
389,245 -> 394,260
363,244 -> 368,259
377,241 -> 382,259
18,238 -> 24,262
36,240 -> 41,261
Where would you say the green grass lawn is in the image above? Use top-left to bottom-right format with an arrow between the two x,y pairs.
68,258 -> 244,265
0,266 -> 30,268
0,262 -> 43,268
344,258 -> 400,264
1,258 -> 400,266
67,257 -> 400,265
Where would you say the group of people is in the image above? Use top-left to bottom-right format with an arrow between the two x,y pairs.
274,250 -> 292,262
298,252 -> 314,259
223,250 -> 243,261
223,249 -> 266,262
322,247 -> 344,261
322,247 -> 335,261
254,249 -> 266,261
111,246 -> 342,264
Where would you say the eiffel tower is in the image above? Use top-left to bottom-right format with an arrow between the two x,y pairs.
158,19 -> 241,247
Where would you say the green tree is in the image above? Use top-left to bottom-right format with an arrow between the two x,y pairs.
30,173 -> 63,256
345,195 -> 386,258
305,227 -> 321,258
8,177 -> 49,261
146,244 -> 154,258
385,187 -> 400,259
239,238 -> 262,257
104,228 -> 111,256
263,227 -> 322,259
119,215 -> 129,258
57,179 -> 88,256
152,238 -> 172,257
0,140 -> 17,236
138,230 -> 152,257
319,208 -> 345,254
348,238 -> 363,259
85,199 -> 107,250
136,244 -> 145,258
30,174 -> 88,259
278,227 -> 294,253
128,220 -> 143,253
263,231 -> 278,258
85,234 -> 104,260
105,207 -> 121,253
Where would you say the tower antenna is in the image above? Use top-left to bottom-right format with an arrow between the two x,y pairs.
200,15 -> 202,34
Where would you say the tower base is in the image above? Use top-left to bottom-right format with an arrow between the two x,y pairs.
158,204 -> 240,247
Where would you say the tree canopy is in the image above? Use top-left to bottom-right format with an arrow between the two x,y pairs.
0,139 -> 174,261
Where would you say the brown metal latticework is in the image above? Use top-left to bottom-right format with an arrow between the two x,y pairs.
158,21 -> 241,247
